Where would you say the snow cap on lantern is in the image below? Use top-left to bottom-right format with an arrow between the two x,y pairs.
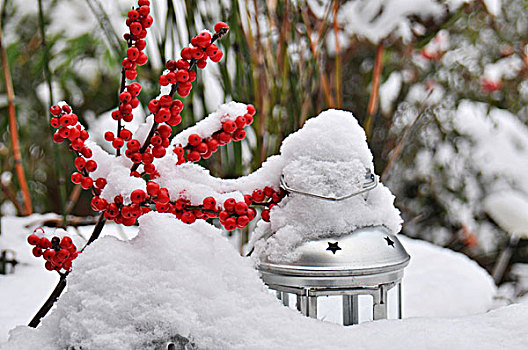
251,109 -> 409,325
251,109 -> 403,263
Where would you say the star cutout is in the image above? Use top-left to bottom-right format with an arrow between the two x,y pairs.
384,236 -> 395,248
326,242 -> 341,254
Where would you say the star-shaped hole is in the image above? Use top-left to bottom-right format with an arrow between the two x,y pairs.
384,236 -> 395,248
326,242 -> 341,254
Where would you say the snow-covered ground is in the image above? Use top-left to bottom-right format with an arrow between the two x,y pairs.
1,213 -> 525,349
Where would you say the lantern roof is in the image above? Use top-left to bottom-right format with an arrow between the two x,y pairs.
258,226 -> 410,277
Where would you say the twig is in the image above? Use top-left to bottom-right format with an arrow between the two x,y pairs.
28,273 -> 68,328
332,0 -> 342,109
380,89 -> 433,182
364,42 -> 384,138
0,181 -> 25,214
0,14 -> 32,215
38,0 -> 67,224
300,6 -> 335,107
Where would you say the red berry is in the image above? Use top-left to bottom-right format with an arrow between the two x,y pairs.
233,129 -> 246,141
159,94 -> 173,108
142,152 -> 154,164
175,69 -> 189,82
206,44 -> 220,57
136,52 -> 148,66
60,237 -> 73,249
146,181 -> 160,196
130,22 -> 143,36
127,139 -> 140,152
39,237 -> 51,249
237,215 -> 250,229
119,91 -> 132,103
50,105 -> 61,116
49,117 -> 60,128
181,47 -> 193,60
27,234 -> 40,245
181,211 -> 196,224
131,189 -> 146,204
223,198 -> 236,212
222,120 -> 237,133
244,194 -> 253,205
165,59 -> 177,70
235,202 -> 248,215
223,217 -> 236,231
209,51 -> 223,63
196,142 -> 208,154
148,99 -> 160,113
264,186 -> 274,197
57,249 -> 70,260
81,176 -> 93,190
235,116 -> 246,129
138,0 -> 150,6
85,160 -> 97,172
104,131 -> 115,141
158,124 -> 172,138
176,59 -> 190,70
214,22 -> 229,33
125,69 -> 137,80
74,157 -> 86,171
246,104 -> 256,116
203,197 -> 216,210
95,178 -> 107,189
190,47 -> 204,60
112,138 -> 124,149
187,150 -> 201,162
261,209 -> 270,222
188,134 -> 201,147
128,10 -> 139,20
138,6 -> 150,17
159,75 -> 169,86
120,128 -> 132,141
61,104 -> 72,113
141,15 -> 153,28
71,172 -> 82,184
152,145 -> 166,158
127,47 -> 140,61
252,190 -> 265,202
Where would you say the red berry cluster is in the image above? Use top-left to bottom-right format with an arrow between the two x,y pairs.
27,228 -> 79,273
50,103 -> 104,191
122,0 -> 152,81
158,22 -> 229,98
173,105 -> 255,164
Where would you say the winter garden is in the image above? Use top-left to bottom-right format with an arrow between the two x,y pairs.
1,0 -> 528,348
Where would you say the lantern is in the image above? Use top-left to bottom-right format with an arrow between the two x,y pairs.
256,170 -> 410,325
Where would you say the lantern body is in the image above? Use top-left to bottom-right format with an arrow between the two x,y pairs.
258,226 -> 410,325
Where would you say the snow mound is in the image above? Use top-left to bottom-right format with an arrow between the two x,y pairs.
401,236 -> 496,317
4,213 -> 524,350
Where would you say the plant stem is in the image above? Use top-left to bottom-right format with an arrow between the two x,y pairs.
0,14 -> 32,215
364,42 -> 384,138
28,273 -> 68,328
38,0 -> 67,224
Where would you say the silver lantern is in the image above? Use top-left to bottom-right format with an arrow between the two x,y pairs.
256,170 -> 410,325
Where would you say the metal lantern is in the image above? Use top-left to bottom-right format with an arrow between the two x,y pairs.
256,170 -> 410,325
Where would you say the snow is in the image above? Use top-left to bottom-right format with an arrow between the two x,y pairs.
337,0 -> 459,44
484,191 -> 528,237
483,0 -> 502,16
1,213 -> 518,350
379,72 -> 403,114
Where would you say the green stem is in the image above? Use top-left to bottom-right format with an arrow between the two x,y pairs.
38,0 -> 67,224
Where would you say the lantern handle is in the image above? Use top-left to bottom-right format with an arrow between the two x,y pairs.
280,169 -> 377,201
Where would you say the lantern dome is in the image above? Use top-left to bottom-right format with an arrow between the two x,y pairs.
258,226 -> 410,276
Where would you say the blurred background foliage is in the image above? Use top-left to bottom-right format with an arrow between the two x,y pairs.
2,0 -> 528,277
